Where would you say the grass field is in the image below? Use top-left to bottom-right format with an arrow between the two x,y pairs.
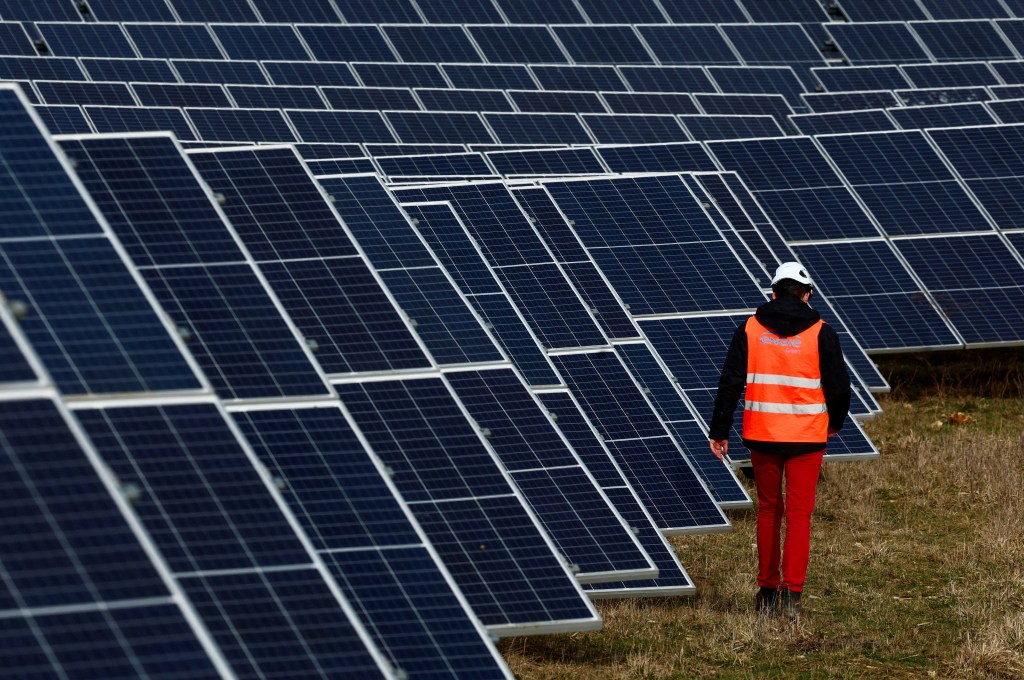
499,353 -> 1024,678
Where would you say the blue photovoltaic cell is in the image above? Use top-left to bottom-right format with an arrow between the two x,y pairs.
399,203 -> 503,295
416,0 -> 503,22
287,110 -> 397,144
445,368 -> 653,577
902,62 -> 1001,88
707,137 -> 883,241
602,92 -> 698,115
496,0 -> 584,22
789,110 -> 898,135
895,86 -> 991,106
133,82 -> 231,107
229,407 -> 512,679
377,153 -> 494,179
334,0 -> 420,22
32,104 -> 91,134
910,20 -> 1016,61
297,25 -> 397,62
614,343 -> 747,505
76,403 -> 311,572
294,143 -> 365,160
889,102 -> 998,129
188,107 -> 298,143
180,568 -> 384,678
417,88 -> 515,112
926,124 -> 1024,230
657,0 -> 743,21
386,111 -> 496,145
802,90 -> 902,113
488,148 -> 607,176
811,65 -> 913,92
264,61 -> 358,87
708,66 -> 808,108
0,399 -> 172,607
618,65 -> 717,93
484,112 -> 592,144
168,0 -> 261,21
57,135 -> 244,268
509,90 -> 607,114
37,23 -> 137,58
576,0 -> 665,22
468,25 -> 568,63
596,142 -> 718,173
531,65 -> 628,91
719,25 -> 827,71
694,93 -> 794,131
827,23 -> 932,65
173,58 -> 268,85
0,55 -> 85,81
0,0 -> 80,20
836,0 -> 928,20
468,294 -> 563,386
742,0 -> 828,21
582,114 -> 688,144
256,0 -> 343,22
443,63 -> 538,90
636,25 -> 739,65
211,24 -> 310,61
353,63 -> 448,89
0,315 -> 35,383
227,84 -> 327,110
384,25 -> 482,63
337,378 -> 595,628
87,0 -> 176,21
144,264 -> 330,399
990,84 -> 1024,99
891,234 -> 1024,343
551,352 -> 726,532
124,23 -> 223,60
186,147 -> 434,374
83,105 -> 196,139
988,98 -> 1024,122
815,131 -> 995,235
323,87 -> 420,111
0,238 -> 201,395
80,57 -> 177,83
679,114 -> 785,141
35,81 -> 135,106
552,25 -> 654,64
792,240 -> 962,350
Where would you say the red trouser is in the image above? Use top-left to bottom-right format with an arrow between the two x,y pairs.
750,448 -> 824,593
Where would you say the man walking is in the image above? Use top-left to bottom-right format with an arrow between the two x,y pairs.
709,262 -> 851,619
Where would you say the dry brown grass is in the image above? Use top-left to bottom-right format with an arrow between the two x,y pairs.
499,395 -> 1024,678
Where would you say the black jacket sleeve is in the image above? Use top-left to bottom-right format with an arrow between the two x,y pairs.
818,324 -> 851,433
709,322 -> 747,440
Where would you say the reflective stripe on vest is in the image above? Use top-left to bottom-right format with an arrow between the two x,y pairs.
742,316 -> 828,443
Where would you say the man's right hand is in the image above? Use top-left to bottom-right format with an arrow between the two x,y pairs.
710,439 -> 728,460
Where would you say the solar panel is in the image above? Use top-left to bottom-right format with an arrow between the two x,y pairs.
468,25 -> 569,63
383,25 -> 483,63
442,63 -> 538,90
815,130 -> 996,235
84,105 -> 197,139
695,93 -> 795,131
124,23 -> 224,60
508,89 -> 606,113
386,111 -> 496,144
210,23 -> 311,61
552,25 -> 655,64
188,107 -> 298,142
334,0 -> 422,23
889,101 -> 999,127
910,20 -> 1017,61
230,405 -> 513,678
989,84 -> 1024,99
484,112 -> 593,144
228,84 -> 328,109
789,109 -> 899,134
417,87 -> 515,111
286,109 -> 396,143
582,113 -> 688,144
263,60 -> 359,87
354,62 -> 449,88
0,55 -> 85,81
636,25 -> 741,65
902,61 -> 1001,87
618,65 -> 717,93
336,377 -> 601,633
576,0 -> 667,23
791,239 -> 963,350
171,58 -> 267,84
37,22 -> 137,59
87,0 -> 176,22
57,134 -> 329,399
740,0 -> 829,21
256,0 -> 344,22
990,58 -> 1024,82
0,0 -> 80,21
133,82 -> 231,107
802,89 -> 903,112
707,136 -> 883,241
36,80 -> 136,106
320,86 -> 419,111
679,114 -> 786,141
595,141 -> 719,173
709,66 -> 809,109
890,233 -> 1024,343
811,65 -> 914,92
80,56 -> 177,83
378,152 -> 495,179
496,0 -> 586,23
601,92 -> 699,115
168,0 -> 260,22
988,97 -> 1024,121
416,0 -> 504,23
925,0 -> 1011,18
488,147 -> 607,176
531,64 -> 629,91
658,0 -> 746,22
719,24 -> 828,74
895,85 -> 992,105
827,22 -> 932,65
33,104 -> 92,134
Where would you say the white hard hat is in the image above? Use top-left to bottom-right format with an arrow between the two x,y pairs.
771,261 -> 814,287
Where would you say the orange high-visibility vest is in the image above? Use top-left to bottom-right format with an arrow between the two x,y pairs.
742,316 -> 828,444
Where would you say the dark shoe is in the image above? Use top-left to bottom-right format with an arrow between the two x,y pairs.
779,588 -> 803,621
754,586 -> 779,614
